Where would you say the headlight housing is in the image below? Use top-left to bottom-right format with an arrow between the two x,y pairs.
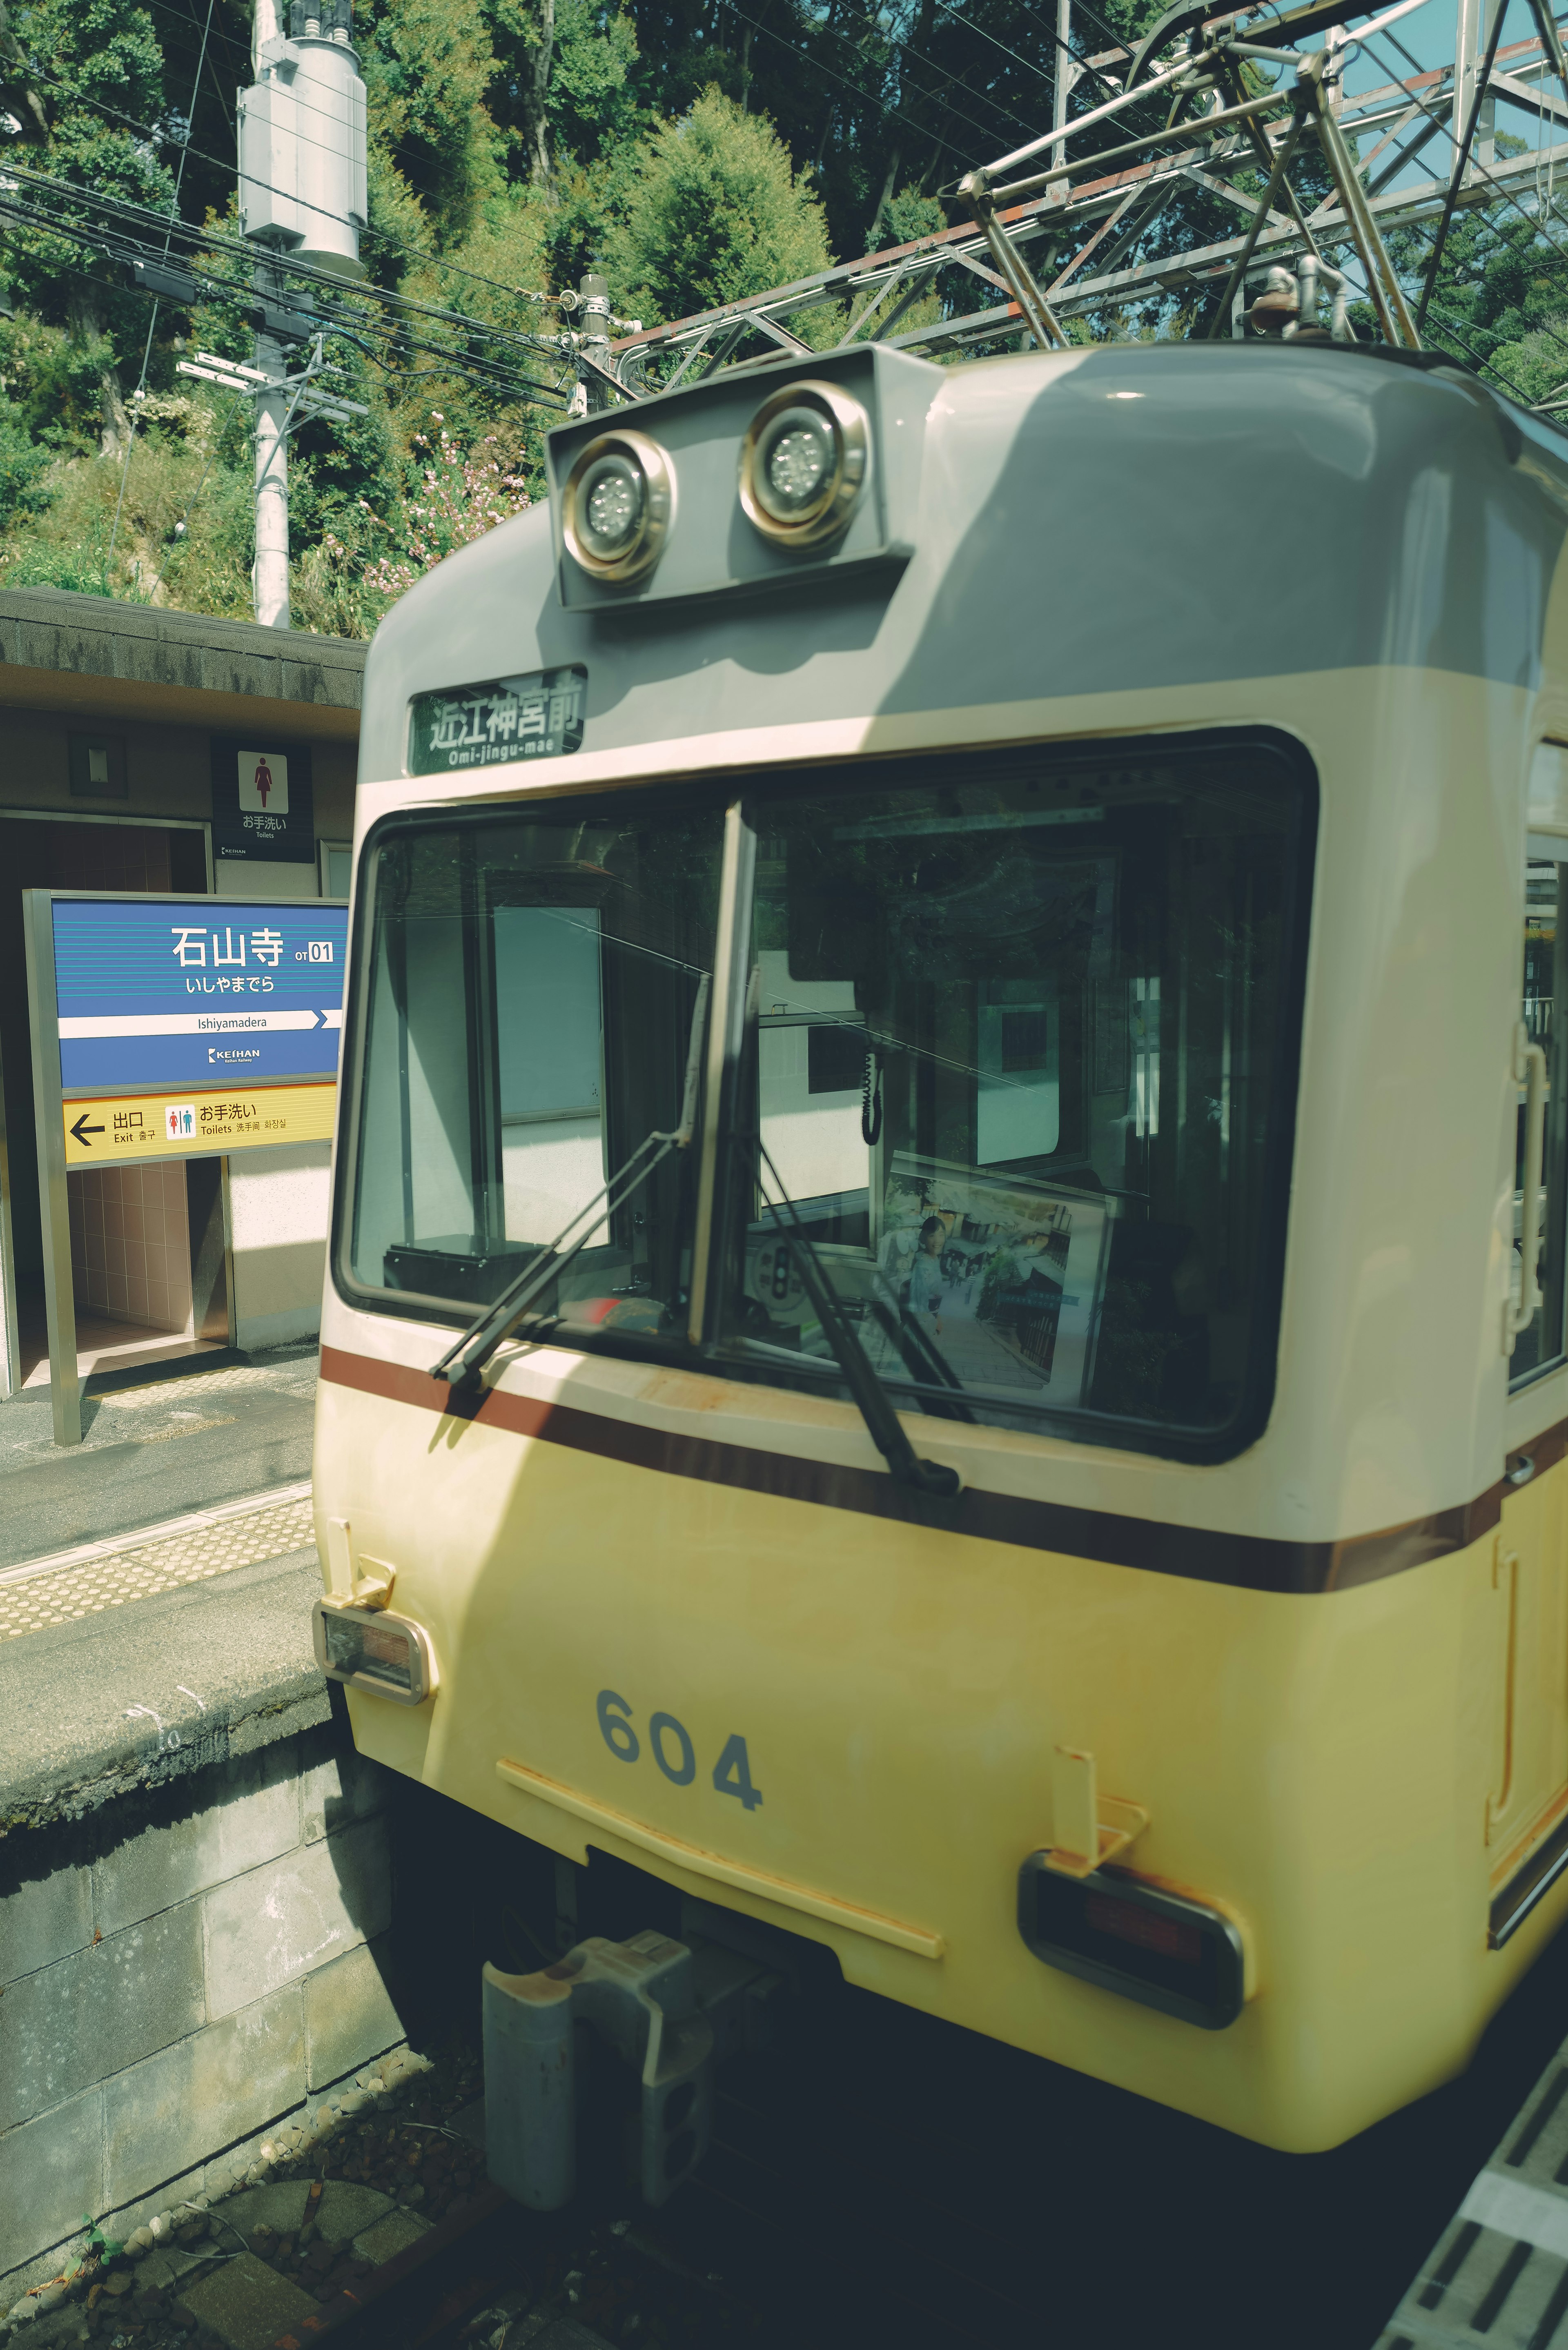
561,428 -> 674,584
739,380 -> 869,551
313,1597 -> 439,1706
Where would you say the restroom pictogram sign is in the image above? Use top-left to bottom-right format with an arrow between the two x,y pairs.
238,749 -> 288,816
209,736 -> 313,864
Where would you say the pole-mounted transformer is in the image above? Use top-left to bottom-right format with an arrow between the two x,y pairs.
238,0 -> 368,281
235,0 -> 369,626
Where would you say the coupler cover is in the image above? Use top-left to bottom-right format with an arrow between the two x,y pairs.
483,1931 -> 715,2211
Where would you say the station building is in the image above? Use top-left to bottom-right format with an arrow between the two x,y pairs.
0,586 -> 365,1394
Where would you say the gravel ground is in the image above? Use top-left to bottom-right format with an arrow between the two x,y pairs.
1,2040 -> 766,2350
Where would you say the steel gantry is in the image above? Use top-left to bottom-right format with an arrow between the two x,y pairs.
600,0 -> 1568,403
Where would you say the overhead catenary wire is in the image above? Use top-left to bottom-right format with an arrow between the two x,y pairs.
799,0 -> 1051,148
1354,24 -> 1568,364
20,0 -> 1568,439
719,0 -> 968,158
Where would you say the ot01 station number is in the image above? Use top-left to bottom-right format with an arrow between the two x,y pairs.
597,1690 -> 763,1812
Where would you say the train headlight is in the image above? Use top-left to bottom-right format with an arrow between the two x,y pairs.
562,430 -> 674,584
739,381 -> 869,550
313,1597 -> 438,1706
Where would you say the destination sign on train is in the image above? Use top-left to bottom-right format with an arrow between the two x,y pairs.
50,897 -> 350,1091
408,663 -> 587,773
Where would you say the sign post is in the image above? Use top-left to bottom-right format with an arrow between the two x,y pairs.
23,889 -> 348,1447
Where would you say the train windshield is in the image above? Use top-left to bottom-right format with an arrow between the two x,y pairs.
346,803 -> 722,1334
343,736 -> 1310,1454
722,741 -> 1310,1446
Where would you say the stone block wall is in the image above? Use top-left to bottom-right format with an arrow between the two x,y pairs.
0,1724 -> 409,2303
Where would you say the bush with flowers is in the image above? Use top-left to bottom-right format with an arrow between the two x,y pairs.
322,412 -> 532,619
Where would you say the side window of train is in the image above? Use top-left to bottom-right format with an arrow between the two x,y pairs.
1514,760 -> 1568,1383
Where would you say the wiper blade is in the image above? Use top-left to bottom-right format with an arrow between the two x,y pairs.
866,1290 -> 975,1423
429,975 -> 710,1396
757,1139 -> 962,1501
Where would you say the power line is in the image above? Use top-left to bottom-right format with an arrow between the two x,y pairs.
722,0 -> 966,155
11,53 -> 575,326
1423,296 -> 1551,395
0,180 -> 572,411
0,155 -> 572,387
806,0 -> 1047,147
126,0 -> 540,247
108,0 -> 218,573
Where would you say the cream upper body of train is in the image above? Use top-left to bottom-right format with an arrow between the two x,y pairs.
314,334 -> 1568,2157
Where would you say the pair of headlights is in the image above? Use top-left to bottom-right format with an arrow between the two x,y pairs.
562,379 -> 870,586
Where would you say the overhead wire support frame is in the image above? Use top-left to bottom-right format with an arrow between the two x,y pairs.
953,167 -> 1072,350
601,0 -> 1568,403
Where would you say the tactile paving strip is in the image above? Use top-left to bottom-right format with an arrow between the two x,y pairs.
0,1493 -> 317,1640
1376,2047 -> 1568,2346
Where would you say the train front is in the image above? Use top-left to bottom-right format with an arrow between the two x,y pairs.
313,336 -> 1568,2163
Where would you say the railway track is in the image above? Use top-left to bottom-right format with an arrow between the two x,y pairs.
290,1907 -> 1568,2350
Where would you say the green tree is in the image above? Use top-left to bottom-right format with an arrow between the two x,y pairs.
8,0 -> 176,452
1394,189 -> 1568,405
0,388 -> 51,525
359,0 -> 505,247
603,87 -> 833,326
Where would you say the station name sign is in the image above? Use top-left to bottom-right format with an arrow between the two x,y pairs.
51,897 -> 350,1091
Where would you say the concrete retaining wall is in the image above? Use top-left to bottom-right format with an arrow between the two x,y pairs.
0,1554 -> 413,2308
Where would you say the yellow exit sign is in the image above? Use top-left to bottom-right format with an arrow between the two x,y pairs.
63,1083 -> 336,1164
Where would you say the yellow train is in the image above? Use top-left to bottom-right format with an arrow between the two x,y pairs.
313,336 -> 1568,2167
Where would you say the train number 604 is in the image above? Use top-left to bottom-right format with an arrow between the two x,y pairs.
596,1689 -> 764,1812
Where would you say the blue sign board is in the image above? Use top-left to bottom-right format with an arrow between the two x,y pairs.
52,898 -> 349,1091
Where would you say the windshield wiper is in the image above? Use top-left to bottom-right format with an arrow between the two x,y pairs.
430,975 -> 710,1397
756,1138 -> 962,1500
865,1290 -> 974,1423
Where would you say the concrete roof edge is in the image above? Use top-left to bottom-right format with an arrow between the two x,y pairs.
0,589 -> 367,709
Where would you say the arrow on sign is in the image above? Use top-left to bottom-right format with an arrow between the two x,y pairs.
70,1114 -> 105,1147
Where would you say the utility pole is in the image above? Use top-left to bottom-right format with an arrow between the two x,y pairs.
565,270 -> 641,417
253,294 -> 290,628
236,0 -> 368,626
1049,0 -> 1072,205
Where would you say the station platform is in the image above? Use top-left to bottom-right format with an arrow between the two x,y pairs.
0,1341 -> 317,1573
1379,2045 -> 1568,2348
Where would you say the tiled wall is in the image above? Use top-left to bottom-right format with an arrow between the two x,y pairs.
69,1165 -> 194,1332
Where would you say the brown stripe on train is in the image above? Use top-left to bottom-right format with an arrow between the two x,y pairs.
319,1347 -> 1554,1598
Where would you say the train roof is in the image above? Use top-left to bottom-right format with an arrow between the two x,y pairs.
359,339 -> 1568,791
